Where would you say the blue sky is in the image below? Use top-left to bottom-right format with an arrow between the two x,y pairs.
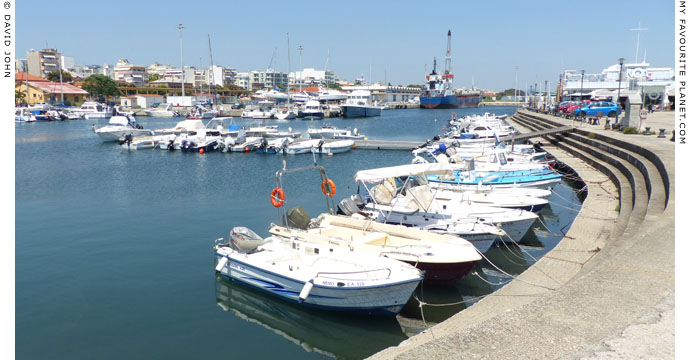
17,0 -> 674,91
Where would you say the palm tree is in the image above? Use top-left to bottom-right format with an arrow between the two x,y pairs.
15,89 -> 26,104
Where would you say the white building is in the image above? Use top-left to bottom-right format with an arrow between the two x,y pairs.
113,59 -> 146,86
209,65 -> 236,87
341,83 -> 421,103
234,72 -> 250,89
289,68 -> 335,88
134,94 -> 165,108
250,69 -> 288,90
562,61 -> 674,107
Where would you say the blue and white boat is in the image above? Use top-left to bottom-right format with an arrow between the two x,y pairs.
213,227 -> 423,316
300,100 -> 324,120
427,169 -> 562,190
341,90 -> 382,118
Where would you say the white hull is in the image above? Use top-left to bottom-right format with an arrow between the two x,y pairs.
312,140 -> 354,154
214,237 -> 422,315
95,128 -> 154,142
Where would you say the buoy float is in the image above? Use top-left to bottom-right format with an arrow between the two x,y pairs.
327,152 -> 333,156
244,147 -> 250,152
215,257 -> 229,272
364,137 -> 368,141
299,280 -> 314,303
442,127 -> 446,130
199,148 -> 205,154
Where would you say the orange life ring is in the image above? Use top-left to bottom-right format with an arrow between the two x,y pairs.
321,179 -> 336,197
271,187 -> 285,207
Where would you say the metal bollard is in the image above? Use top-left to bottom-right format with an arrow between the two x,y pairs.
644,127 -> 651,135
658,128 -> 666,138
671,130 -> 675,142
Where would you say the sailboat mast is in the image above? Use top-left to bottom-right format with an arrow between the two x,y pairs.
58,55 -> 64,105
286,33 -> 291,104
208,34 -> 218,109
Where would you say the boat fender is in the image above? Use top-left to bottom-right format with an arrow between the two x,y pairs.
321,179 -> 336,197
298,280 -> 314,303
271,187 -> 286,207
215,256 -> 229,272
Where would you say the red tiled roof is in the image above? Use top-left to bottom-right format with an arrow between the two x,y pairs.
15,71 -> 48,82
136,94 -> 164,97
27,81 -> 88,95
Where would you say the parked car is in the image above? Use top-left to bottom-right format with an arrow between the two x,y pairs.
231,102 -> 245,109
558,101 -> 577,112
574,101 -> 621,118
564,102 -> 582,114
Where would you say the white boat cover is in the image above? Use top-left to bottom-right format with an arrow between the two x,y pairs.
173,119 -> 206,131
354,163 -> 454,183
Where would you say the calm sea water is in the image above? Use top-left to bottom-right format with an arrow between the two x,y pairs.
16,107 -> 582,359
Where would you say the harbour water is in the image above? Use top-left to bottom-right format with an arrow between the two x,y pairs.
16,106 -> 582,359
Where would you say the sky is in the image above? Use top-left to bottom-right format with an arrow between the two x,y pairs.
17,0 -> 674,91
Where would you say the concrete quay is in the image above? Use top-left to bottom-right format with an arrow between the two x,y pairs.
370,109 -> 674,359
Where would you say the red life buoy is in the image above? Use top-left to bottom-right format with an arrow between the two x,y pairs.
321,179 -> 336,197
271,187 -> 285,207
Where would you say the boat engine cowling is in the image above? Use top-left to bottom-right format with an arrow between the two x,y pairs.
230,227 -> 266,253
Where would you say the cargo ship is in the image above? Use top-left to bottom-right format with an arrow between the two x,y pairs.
420,30 -> 482,109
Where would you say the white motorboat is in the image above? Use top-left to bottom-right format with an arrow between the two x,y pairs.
311,140 -> 354,154
281,139 -> 323,155
186,105 -> 216,119
341,90 -> 382,118
274,106 -> 297,120
213,227 -> 423,316
15,108 -> 34,122
300,100 -> 324,120
143,103 -> 180,117
93,112 -> 153,142
308,125 -> 365,140
120,135 -> 162,150
353,163 -> 537,247
270,214 -> 481,282
73,102 -> 111,119
154,119 -> 207,136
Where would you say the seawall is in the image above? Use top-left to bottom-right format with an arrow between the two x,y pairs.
370,109 -> 674,359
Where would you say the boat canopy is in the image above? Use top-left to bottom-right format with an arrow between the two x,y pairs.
354,163 -> 454,183
173,119 -> 206,131
108,116 -> 130,126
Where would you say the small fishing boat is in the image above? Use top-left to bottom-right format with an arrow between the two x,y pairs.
426,168 -> 562,190
143,103 -> 180,117
213,227 -> 423,316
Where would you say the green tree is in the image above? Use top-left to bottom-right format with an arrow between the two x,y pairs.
147,73 -> 162,83
46,70 -> 73,83
406,84 -> 422,89
327,83 -> 342,90
82,74 -> 120,100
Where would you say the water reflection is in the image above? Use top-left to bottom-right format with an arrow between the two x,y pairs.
214,276 -> 408,359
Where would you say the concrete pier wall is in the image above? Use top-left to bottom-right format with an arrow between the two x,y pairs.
370,110 -> 674,359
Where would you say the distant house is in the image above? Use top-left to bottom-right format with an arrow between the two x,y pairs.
135,94 -> 165,108
15,78 -> 88,105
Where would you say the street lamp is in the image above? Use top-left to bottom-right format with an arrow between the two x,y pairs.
580,69 -> 585,104
616,57 -> 625,125
515,66 -> 519,103
178,24 -> 185,97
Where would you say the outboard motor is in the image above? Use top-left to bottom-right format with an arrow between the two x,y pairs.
166,139 -> 175,151
230,227 -> 267,253
286,206 -> 311,230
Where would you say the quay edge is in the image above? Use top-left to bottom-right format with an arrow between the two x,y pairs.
369,110 -> 674,359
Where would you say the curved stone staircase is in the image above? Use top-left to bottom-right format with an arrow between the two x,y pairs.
371,110 -> 674,359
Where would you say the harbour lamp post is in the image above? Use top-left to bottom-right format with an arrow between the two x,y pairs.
178,24 -> 185,97
616,57 -> 625,125
298,45 -> 303,92
515,66 -> 519,103
580,70 -> 585,104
